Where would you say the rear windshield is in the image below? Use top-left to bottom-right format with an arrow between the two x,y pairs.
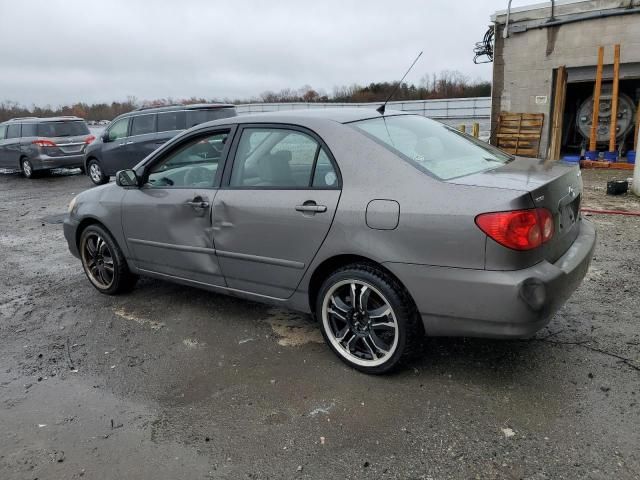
185,108 -> 235,129
37,121 -> 90,138
350,115 -> 512,181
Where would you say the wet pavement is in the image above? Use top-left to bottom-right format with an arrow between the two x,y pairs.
0,169 -> 639,479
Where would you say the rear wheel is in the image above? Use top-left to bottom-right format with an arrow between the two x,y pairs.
87,159 -> 108,185
79,224 -> 137,295
21,158 -> 37,179
316,264 -> 422,374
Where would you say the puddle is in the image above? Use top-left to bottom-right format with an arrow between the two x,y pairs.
265,309 -> 323,347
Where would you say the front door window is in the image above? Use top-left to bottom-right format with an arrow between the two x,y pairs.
147,131 -> 229,188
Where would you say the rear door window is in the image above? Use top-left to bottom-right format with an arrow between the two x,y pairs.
230,128 -> 330,188
186,109 -> 234,129
157,111 -> 186,132
37,121 -> 90,137
131,114 -> 156,136
21,123 -> 37,137
107,118 -> 130,141
6,124 -> 21,139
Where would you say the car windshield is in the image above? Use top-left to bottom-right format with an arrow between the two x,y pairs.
350,115 -> 512,181
37,121 -> 90,137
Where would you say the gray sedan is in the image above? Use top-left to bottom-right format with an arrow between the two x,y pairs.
64,109 -> 596,374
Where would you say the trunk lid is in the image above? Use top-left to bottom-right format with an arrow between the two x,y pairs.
37,120 -> 92,156
448,157 -> 583,263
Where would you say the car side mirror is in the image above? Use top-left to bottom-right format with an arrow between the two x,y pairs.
101,132 -> 111,143
116,169 -> 139,188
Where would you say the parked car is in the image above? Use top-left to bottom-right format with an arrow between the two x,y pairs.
84,104 -> 237,185
64,109 -> 596,374
0,116 -> 94,178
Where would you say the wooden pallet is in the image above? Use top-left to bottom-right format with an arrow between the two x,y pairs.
580,160 -> 636,170
496,113 -> 545,157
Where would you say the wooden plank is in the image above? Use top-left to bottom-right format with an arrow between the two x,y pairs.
635,100 -> 640,149
589,46 -> 605,152
609,44 -> 621,153
548,66 -> 568,161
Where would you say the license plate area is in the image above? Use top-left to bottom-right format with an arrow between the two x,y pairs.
560,194 -> 580,231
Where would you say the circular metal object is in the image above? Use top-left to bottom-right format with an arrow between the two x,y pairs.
322,279 -> 399,368
81,232 -> 115,289
576,91 -> 636,144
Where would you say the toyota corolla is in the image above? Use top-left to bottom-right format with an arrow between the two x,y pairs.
64,109 -> 596,374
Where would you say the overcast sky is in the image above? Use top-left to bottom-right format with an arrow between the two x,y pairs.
0,0 -> 507,106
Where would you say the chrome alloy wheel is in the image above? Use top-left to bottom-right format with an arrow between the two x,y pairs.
322,280 -> 399,367
89,163 -> 103,184
81,232 -> 115,289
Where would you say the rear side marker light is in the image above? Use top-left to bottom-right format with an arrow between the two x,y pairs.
475,208 -> 555,251
32,139 -> 57,147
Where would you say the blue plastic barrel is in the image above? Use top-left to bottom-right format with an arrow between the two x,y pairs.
585,151 -> 599,160
604,151 -> 619,162
628,151 -> 636,164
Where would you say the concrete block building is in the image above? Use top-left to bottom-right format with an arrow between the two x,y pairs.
489,0 -> 640,159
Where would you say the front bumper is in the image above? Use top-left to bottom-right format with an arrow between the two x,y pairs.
63,215 -> 81,258
32,153 -> 84,171
385,219 -> 597,338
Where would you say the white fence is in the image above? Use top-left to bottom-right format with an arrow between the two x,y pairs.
236,97 -> 492,139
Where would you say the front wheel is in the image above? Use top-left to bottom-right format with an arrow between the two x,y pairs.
79,224 -> 138,295
316,264 -> 423,374
87,159 -> 108,185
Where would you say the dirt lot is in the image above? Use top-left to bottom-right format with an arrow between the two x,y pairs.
0,168 -> 639,480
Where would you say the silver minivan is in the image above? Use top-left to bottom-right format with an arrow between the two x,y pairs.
0,116 -> 93,178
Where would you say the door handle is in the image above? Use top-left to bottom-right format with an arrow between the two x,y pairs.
295,203 -> 327,214
186,200 -> 210,209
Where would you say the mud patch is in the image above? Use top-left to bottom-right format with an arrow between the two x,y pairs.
113,307 -> 165,331
265,309 -> 323,347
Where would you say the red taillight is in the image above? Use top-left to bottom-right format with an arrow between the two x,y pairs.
85,135 -> 96,144
32,139 -> 57,148
475,208 -> 555,251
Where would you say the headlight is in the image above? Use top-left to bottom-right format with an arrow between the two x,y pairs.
68,196 -> 78,213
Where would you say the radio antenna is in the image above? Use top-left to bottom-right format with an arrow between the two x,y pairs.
377,51 -> 423,115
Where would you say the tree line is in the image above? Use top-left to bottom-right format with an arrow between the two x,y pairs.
0,71 -> 490,122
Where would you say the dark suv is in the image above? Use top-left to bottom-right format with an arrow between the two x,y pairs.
0,117 -> 93,178
84,104 -> 237,185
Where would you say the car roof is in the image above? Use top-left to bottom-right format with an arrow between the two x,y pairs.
2,116 -> 85,124
125,103 -> 236,116
199,107 -> 411,129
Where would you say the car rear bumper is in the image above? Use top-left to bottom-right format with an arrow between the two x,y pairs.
32,154 -> 84,170
63,216 -> 81,258
385,219 -> 597,339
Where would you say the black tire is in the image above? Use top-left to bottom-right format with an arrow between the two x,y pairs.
87,159 -> 108,185
315,263 -> 423,374
79,224 -> 138,295
21,158 -> 38,179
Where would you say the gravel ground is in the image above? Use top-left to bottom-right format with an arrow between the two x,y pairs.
0,168 -> 638,480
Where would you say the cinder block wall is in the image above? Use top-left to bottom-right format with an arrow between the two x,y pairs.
491,1 -> 640,157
